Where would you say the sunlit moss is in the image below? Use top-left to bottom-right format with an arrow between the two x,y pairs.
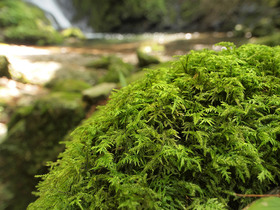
28,43 -> 280,209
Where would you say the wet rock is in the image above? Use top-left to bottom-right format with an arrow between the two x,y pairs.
48,67 -> 97,87
137,49 -> 160,67
0,56 -> 11,79
82,82 -> 117,105
86,55 -> 134,83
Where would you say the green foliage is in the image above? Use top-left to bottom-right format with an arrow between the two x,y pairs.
0,0 -> 62,45
71,0 -> 280,34
72,0 -> 166,32
28,43 -> 280,209
0,92 -> 86,209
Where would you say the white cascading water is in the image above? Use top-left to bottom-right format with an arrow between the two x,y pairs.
23,0 -> 72,30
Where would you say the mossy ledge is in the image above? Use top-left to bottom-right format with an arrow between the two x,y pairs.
28,43 -> 280,209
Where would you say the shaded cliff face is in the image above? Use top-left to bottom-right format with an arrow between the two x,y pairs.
70,0 -> 280,35
17,0 -> 280,37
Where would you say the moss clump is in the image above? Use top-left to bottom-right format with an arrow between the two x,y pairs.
0,92 -> 85,209
47,79 -> 92,93
137,49 -> 160,67
29,43 -> 280,209
86,55 -> 134,83
61,27 -> 86,40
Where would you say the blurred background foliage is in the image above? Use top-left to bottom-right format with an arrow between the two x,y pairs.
71,0 -> 280,36
0,0 -> 63,45
1,0 -> 280,45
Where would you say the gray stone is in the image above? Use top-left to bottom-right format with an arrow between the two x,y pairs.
82,83 -> 117,104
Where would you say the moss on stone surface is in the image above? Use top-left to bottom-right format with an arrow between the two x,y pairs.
0,91 -> 86,210
61,27 -> 86,40
47,79 -> 92,93
86,55 -> 134,83
27,43 -> 280,209
0,55 -> 11,78
137,49 -> 160,67
82,82 -> 117,105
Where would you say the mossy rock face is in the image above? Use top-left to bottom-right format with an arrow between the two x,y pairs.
137,49 -> 160,67
0,91 -> 86,210
28,43 -> 280,209
46,78 -> 92,93
86,55 -> 134,83
61,27 -> 86,40
47,67 -> 98,87
82,82 -> 117,105
0,55 -> 11,78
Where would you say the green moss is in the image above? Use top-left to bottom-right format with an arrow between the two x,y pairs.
28,43 -> 280,209
82,82 -> 117,105
86,56 -> 112,69
137,49 -> 160,67
47,79 -> 92,93
0,91 -> 86,209
86,55 -> 134,83
61,27 -> 86,40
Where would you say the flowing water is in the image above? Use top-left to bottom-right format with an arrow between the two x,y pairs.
23,0 -> 72,29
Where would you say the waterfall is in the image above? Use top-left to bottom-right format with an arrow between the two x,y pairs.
23,0 -> 72,30
56,0 -> 93,33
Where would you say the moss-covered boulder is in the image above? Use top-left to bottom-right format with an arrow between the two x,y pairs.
46,67 -> 98,88
86,55 -> 134,83
0,55 -> 11,78
137,48 -> 160,67
28,43 -> 280,209
0,91 -> 86,210
61,27 -> 86,40
82,82 -> 117,105
46,78 -> 92,93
